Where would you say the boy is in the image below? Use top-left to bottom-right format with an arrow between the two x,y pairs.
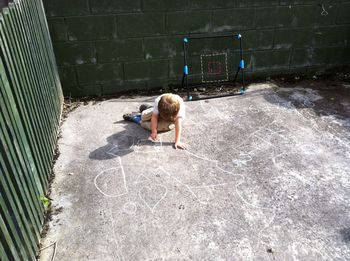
123,93 -> 186,150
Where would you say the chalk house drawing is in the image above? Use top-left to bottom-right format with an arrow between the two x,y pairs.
94,157 -> 128,198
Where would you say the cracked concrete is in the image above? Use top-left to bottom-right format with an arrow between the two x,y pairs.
40,82 -> 350,260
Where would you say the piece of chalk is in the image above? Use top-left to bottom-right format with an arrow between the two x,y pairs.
148,136 -> 160,143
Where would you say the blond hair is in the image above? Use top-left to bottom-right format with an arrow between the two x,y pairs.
158,94 -> 180,122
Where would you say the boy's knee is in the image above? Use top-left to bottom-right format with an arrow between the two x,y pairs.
141,108 -> 153,121
140,120 -> 174,132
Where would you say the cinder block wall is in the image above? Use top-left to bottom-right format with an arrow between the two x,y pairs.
45,0 -> 350,97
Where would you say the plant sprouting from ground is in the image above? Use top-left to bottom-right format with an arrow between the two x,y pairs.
39,196 -> 51,209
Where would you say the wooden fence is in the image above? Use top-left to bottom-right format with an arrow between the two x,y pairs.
0,0 -> 62,259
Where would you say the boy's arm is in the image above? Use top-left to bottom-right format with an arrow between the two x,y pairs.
174,117 -> 186,149
150,113 -> 158,140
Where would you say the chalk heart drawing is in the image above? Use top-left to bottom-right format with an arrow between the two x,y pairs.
139,184 -> 168,213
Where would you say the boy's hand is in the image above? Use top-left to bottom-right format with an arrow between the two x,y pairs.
174,141 -> 187,150
149,132 -> 158,141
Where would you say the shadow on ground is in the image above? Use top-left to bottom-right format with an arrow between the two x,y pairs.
263,80 -> 350,120
340,228 -> 350,244
89,120 -> 174,160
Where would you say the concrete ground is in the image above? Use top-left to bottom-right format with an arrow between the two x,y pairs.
40,82 -> 350,260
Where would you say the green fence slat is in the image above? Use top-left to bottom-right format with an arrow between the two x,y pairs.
32,0 -> 61,104
0,0 -> 63,259
0,75 -> 45,224
32,0 -> 63,122
0,157 -> 38,258
0,185 -> 34,259
33,0 -> 63,108
17,0 -> 58,133
1,10 -> 52,187
0,16 -> 48,190
0,213 -> 22,260
31,0 -> 59,98
0,94 -> 43,238
12,1 -> 59,160
0,85 -> 41,250
10,2 -> 57,148
7,4 -> 53,151
32,0 -> 63,107
18,0 -> 58,156
4,5 -> 54,179
35,0 -> 63,106
0,237 -> 10,261
22,0 -> 58,122
8,3 -> 53,143
0,18 -> 48,190
0,35 -> 45,203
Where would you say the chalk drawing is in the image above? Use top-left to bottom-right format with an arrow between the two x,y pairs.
253,133 -> 277,148
138,184 -> 168,213
320,4 -> 329,16
106,145 -> 130,156
232,152 -> 253,168
134,138 -> 163,153
134,174 -> 150,185
199,100 -> 227,121
248,104 -> 261,114
290,241 -> 330,260
94,157 -> 128,198
267,92 -> 327,139
188,186 -> 215,204
123,202 -> 138,215
272,153 -> 286,171
189,183 -> 230,189
158,166 -> 206,205
181,148 -> 279,251
109,209 -> 125,260
200,53 -> 228,83
230,120 -> 283,152
238,238 -> 253,260
97,87 -> 348,259
305,227 -> 339,260
298,143 -> 323,155
161,148 -> 274,214
142,253 -> 187,260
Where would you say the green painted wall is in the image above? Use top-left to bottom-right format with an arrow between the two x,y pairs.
44,0 -> 350,97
